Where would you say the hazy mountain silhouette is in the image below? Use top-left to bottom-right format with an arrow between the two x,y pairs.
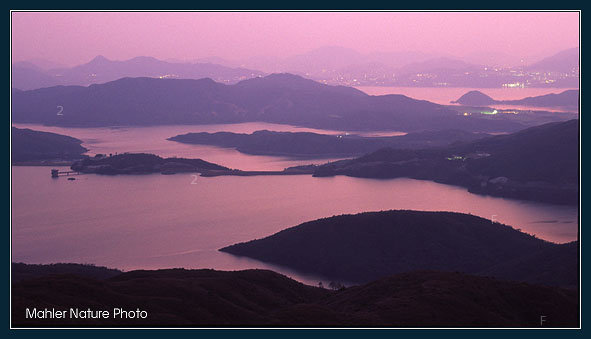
365,50 -> 436,68
11,47 -> 579,90
526,47 -> 579,73
283,46 -> 366,74
397,57 -> 481,74
462,51 -> 527,68
13,58 -> 66,70
221,210 -> 577,287
11,66 -> 62,90
12,73 -> 526,132
335,61 -> 397,78
453,89 -> 579,108
12,265 -> 578,327
391,57 -> 549,87
13,61 -> 45,72
11,55 -> 264,90
312,119 -> 578,204
231,46 -> 578,82
225,47 -> 438,74
199,46 -> 573,76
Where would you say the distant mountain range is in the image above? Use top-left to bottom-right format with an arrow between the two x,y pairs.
13,58 -> 65,70
397,57 -> 481,75
201,46 -> 578,87
11,55 -> 264,90
221,210 -> 578,287
12,66 -> 62,90
12,73 -> 530,133
312,119 -> 579,204
12,47 -> 579,90
207,46 -> 577,77
453,89 -> 579,108
200,46 -> 438,74
526,47 -> 579,73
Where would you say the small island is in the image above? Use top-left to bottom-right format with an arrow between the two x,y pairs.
70,153 -> 229,175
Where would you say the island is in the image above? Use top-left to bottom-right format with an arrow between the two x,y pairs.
220,210 -> 577,288
168,129 -> 490,157
70,153 -> 229,175
69,153 -> 318,177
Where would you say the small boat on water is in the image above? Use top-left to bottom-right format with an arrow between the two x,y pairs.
67,177 -> 76,181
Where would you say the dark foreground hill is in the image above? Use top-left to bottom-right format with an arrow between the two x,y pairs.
70,153 -> 228,175
480,241 -> 578,288
168,129 -> 489,157
221,210 -> 578,288
11,74 -> 526,132
312,119 -> 579,204
11,265 -> 578,327
11,127 -> 88,162
12,263 -> 122,282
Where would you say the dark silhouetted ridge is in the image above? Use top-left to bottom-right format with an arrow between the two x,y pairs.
11,266 -> 578,327
12,75 -> 527,132
221,210 -> 576,287
312,119 -> 579,204
12,263 -> 121,282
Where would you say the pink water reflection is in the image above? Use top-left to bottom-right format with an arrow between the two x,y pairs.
12,167 -> 577,285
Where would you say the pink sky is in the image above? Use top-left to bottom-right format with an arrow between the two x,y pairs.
11,11 -> 579,66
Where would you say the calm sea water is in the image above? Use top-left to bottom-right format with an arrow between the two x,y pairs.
12,166 -> 577,286
11,95 -> 579,285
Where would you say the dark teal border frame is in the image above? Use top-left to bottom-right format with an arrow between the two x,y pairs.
5,3 -> 585,337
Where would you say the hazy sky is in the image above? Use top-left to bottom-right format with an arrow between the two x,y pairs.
11,11 -> 579,66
